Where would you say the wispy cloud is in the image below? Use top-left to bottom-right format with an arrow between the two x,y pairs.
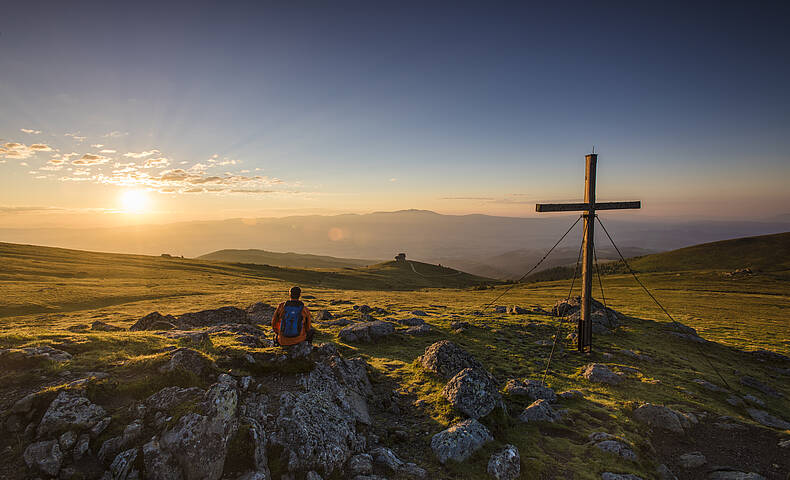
103,131 -> 128,138
64,133 -> 87,142
72,153 -> 110,165
20,128 -> 41,134
143,157 -> 169,168
100,149 -> 116,154
123,149 -> 160,158
1,142 -> 54,159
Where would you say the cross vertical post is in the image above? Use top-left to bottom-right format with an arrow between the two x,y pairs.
579,153 -> 597,353
535,152 -> 641,354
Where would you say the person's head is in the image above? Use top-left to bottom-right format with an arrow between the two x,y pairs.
289,286 -> 301,300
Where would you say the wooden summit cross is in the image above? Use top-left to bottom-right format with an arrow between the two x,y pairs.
536,153 -> 641,354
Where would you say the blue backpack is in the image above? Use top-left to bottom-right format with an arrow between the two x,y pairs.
282,303 -> 303,337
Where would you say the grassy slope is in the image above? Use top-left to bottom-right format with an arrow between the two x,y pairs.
197,248 -> 379,269
0,240 -> 788,479
526,231 -> 790,283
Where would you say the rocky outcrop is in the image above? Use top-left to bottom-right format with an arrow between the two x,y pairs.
632,404 -> 686,433
131,304 -> 273,331
158,348 -> 215,376
487,444 -> 520,480
442,367 -> 501,419
24,440 -> 63,476
130,311 -> 177,331
430,419 -> 493,464
746,408 -> 790,429
582,363 -> 622,385
0,345 -> 73,367
91,320 -> 124,332
739,376 -> 782,398
503,378 -> 557,403
146,386 -> 204,412
595,440 -> 636,461
38,390 -> 107,437
518,399 -> 561,423
419,341 -> 482,380
339,321 -> 395,343
553,296 -> 624,334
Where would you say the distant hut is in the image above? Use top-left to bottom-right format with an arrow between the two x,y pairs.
395,253 -> 406,262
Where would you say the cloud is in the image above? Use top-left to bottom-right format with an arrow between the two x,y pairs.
441,196 -> 496,201
99,149 -> 116,154
143,157 -> 169,168
91,144 -> 104,148
0,205 -> 64,214
103,131 -> 128,138
64,133 -> 87,142
72,153 -> 110,165
123,149 -> 160,158
20,162 -> 28,166
1,142 -> 53,159
21,128 -> 41,134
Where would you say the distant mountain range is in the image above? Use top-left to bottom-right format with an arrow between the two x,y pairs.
2,209 -> 788,279
198,249 -> 376,269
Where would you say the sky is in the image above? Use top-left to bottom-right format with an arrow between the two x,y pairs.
1,1 -> 789,227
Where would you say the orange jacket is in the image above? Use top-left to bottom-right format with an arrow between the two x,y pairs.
271,300 -> 313,345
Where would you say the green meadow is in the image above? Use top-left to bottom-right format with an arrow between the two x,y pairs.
0,236 -> 788,479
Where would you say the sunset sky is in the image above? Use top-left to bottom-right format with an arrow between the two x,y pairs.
1,2 -> 788,227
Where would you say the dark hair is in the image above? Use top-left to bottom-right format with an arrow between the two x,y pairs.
289,286 -> 301,299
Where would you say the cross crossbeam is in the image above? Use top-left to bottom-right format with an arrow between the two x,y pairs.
536,153 -> 640,354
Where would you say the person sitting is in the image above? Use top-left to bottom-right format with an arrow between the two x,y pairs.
271,286 -> 314,346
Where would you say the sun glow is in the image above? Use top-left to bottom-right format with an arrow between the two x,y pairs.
119,190 -> 150,213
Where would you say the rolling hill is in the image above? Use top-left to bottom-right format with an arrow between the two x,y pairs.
197,249 -> 378,269
525,231 -> 790,282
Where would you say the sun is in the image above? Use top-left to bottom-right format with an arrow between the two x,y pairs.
119,190 -> 150,214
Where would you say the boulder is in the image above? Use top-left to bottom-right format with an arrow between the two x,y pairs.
73,434 -> 90,462
442,367 -> 501,419
678,451 -> 706,469
487,444 -> 520,480
91,320 -> 124,332
24,440 -> 63,476
339,321 -> 395,343
507,306 -> 528,314
692,379 -> 727,393
106,448 -> 139,480
161,331 -> 213,348
0,345 -> 73,367
746,408 -> 790,429
315,310 -> 333,321
503,379 -> 557,403
130,312 -> 177,331
411,310 -> 428,316
494,306 -> 508,314
146,386 -> 205,412
430,419 -> 493,464
656,464 -> 677,480
397,317 -> 426,326
582,363 -> 622,385
419,341 -> 483,380
159,381 -> 239,480
708,472 -> 766,480
247,302 -> 276,324
268,354 -> 372,475
632,404 -> 685,434
403,324 -> 433,335
38,390 -> 107,437
142,438 -> 183,480
518,399 -> 561,423
177,306 -> 251,328
370,447 -> 403,471
347,453 -> 374,476
158,348 -> 215,376
742,394 -> 765,407
595,440 -> 636,461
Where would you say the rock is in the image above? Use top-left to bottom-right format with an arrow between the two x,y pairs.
692,378 -> 727,392
595,440 -> 636,461
411,310 -> 428,316
315,310 -> 334,321
601,474 -> 643,480
742,394 -> 765,407
91,416 -> 112,437
442,367 -> 500,419
506,306 -> 528,314
268,355 -> 372,475
305,472 -> 323,480
748,349 -> 790,363
657,464 -> 677,480
503,379 -> 557,403
59,430 -> 77,452
327,318 -> 353,327
74,434 -> 90,461
91,320 -> 124,332
450,321 -> 471,331
778,438 -> 790,448
162,331 -> 214,348
708,471 -> 766,480
419,341 -> 482,380
158,348 -> 215,376
0,345 -> 73,367
237,335 -> 267,347
582,363 -> 622,385
371,447 -> 403,471
620,349 -> 653,362
159,381 -> 239,480
98,436 -> 125,464
518,399 -> 561,423
746,408 -> 790,429
130,312 -> 178,331
400,463 -> 426,478
403,324 -> 433,335
397,317 -> 426,326
177,306 -> 251,328
554,297 -> 624,332
24,440 -> 63,476
726,395 -> 744,406
38,390 -> 107,437
494,306 -> 508,313
558,390 -> 584,400
107,448 -> 139,480
354,305 -> 373,314
142,438 -> 182,480
347,453 -> 374,476
339,321 -> 395,343
430,419 -> 493,464
678,451 -> 707,469
246,302 -> 276,324
739,376 -> 782,398
487,444 -> 520,480
632,404 -> 685,433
